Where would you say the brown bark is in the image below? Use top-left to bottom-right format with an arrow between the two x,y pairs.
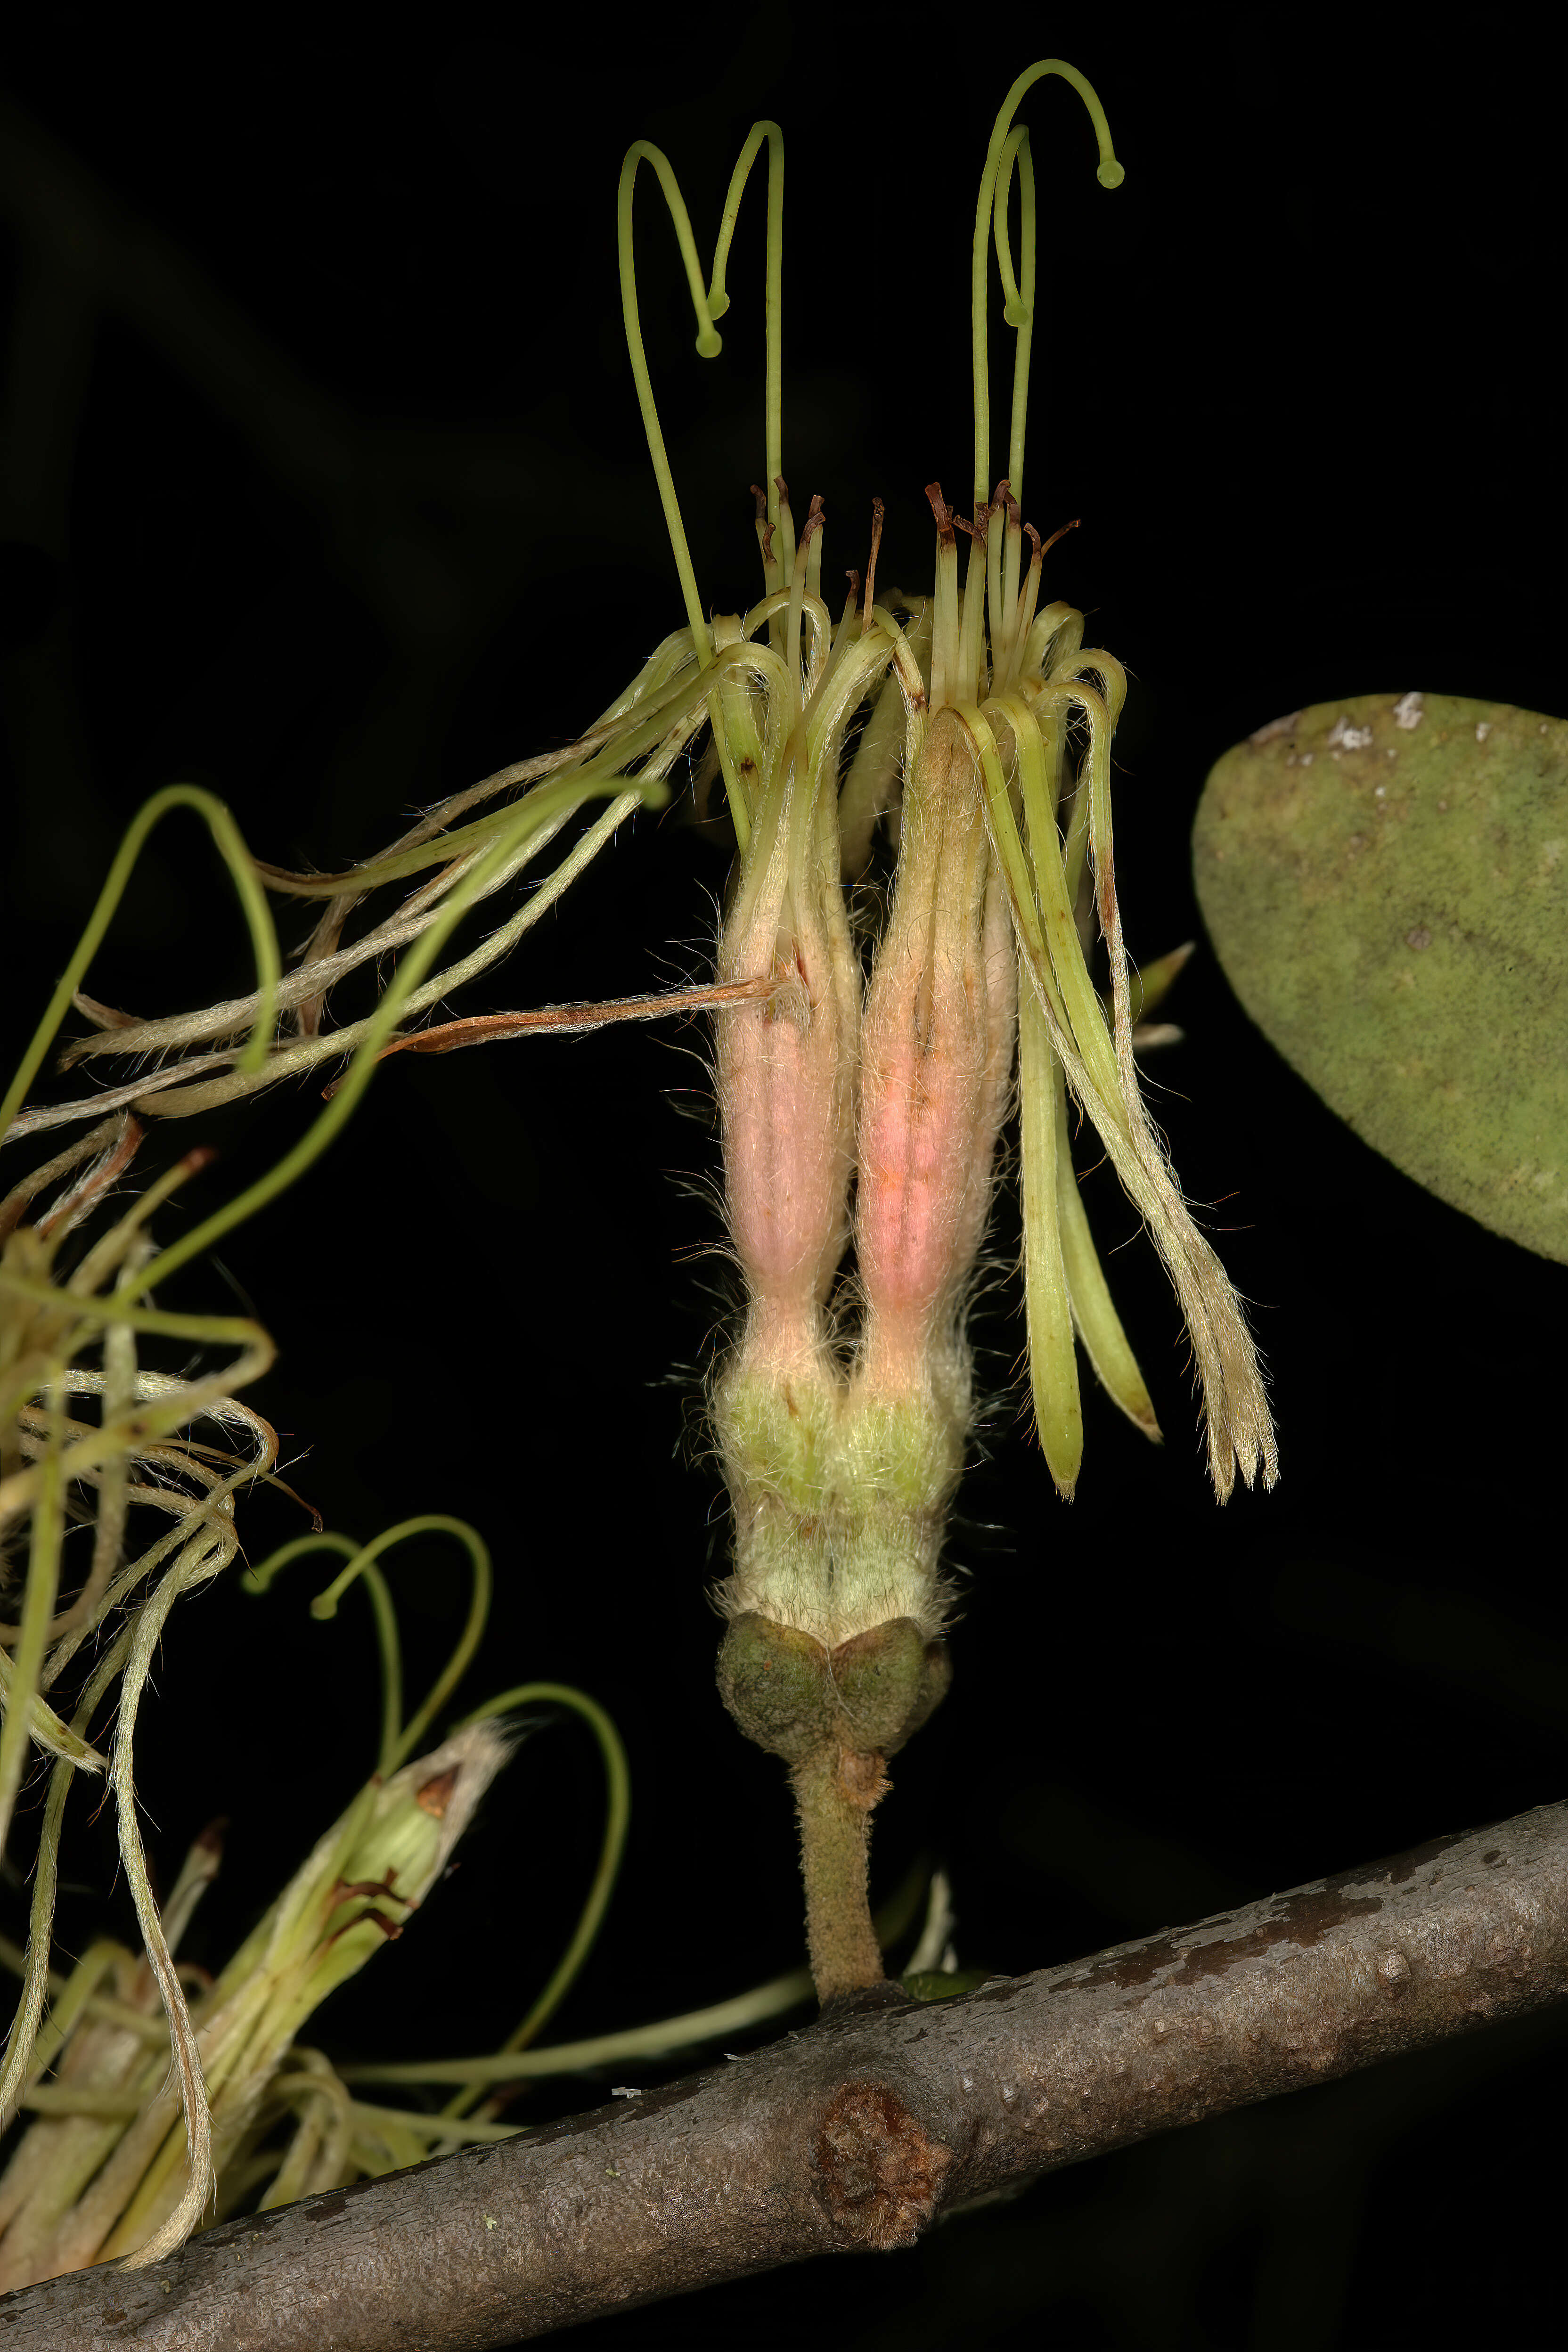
4,1799 -> 1565,2350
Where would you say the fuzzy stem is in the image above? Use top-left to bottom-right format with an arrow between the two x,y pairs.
789,1746 -> 888,2002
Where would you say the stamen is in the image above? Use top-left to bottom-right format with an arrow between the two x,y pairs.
774,475 -> 797,588
802,612 -> 901,769
925,484 -> 960,713
751,483 -> 780,598
838,630 -> 913,882
821,572 -> 863,687
1037,516 -> 1080,564
785,495 -> 822,722
709,614 -> 765,849
835,596 -> 928,883
984,490 -> 1007,678
803,493 -> 825,607
862,497 -> 884,636
997,482 -> 1023,659
999,523 -> 1044,691
955,503 -> 991,705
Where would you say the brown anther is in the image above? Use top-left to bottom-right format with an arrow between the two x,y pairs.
863,496 -> 885,629
1037,516 -> 1080,561
798,493 -> 825,548
416,1765 -> 461,1819
774,474 -> 792,512
751,483 -> 777,567
997,481 -> 1021,530
923,483 -> 956,546
1023,521 -> 1043,565
843,569 -> 862,621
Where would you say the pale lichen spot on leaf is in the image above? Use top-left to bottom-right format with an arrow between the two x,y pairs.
1194,692 -> 1568,1263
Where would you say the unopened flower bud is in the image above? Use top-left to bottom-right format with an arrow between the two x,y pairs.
854,709 -> 1017,1421
712,767 -> 860,1640
713,792 -> 858,1369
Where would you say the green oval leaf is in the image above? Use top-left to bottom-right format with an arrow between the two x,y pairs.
1193,692 -> 1568,1263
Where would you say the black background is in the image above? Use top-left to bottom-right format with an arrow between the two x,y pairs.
2,13 -> 1565,2346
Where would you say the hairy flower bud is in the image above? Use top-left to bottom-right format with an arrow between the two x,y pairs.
711,762 -> 862,1643
823,714 -> 1019,1639
713,784 -> 858,1368
856,712 -> 1017,1409
714,714 -> 1019,1654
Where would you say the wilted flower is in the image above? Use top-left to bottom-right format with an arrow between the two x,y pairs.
0,1724 -> 513,2282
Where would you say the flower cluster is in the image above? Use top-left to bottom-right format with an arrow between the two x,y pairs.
6,65 -> 1279,2025
690,74 -> 1276,1687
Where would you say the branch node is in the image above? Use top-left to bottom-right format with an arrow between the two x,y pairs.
814,2081 -> 954,2250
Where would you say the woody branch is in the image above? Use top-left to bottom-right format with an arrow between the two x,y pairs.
5,1800 -> 1564,2349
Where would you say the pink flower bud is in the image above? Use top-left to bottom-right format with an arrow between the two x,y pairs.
714,796 -> 858,1373
854,713 -> 1016,1406
711,788 -> 860,1643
